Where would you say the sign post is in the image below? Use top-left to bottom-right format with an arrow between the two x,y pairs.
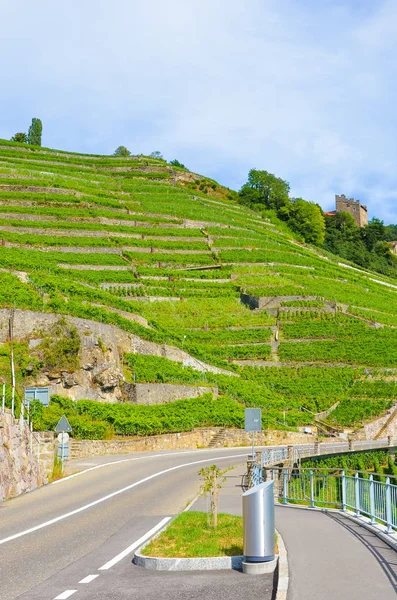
245,408 -> 262,459
55,415 -> 72,466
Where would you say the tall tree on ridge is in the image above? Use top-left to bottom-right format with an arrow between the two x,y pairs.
28,118 -> 42,146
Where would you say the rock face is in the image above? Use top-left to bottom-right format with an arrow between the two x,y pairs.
0,309 -> 234,404
0,410 -> 52,502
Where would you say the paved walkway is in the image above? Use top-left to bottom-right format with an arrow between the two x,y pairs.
276,505 -> 397,600
194,468 -> 397,599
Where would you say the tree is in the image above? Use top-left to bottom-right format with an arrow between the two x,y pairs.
239,169 -> 291,212
198,464 -> 227,528
150,150 -> 163,160
113,146 -> 131,156
11,132 -> 28,143
27,118 -> 42,146
170,159 -> 187,169
334,212 -> 360,242
360,218 -> 386,251
288,199 -> 325,245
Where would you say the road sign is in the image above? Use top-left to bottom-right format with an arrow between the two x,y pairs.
245,408 -> 262,432
57,432 -> 69,444
55,414 -> 72,433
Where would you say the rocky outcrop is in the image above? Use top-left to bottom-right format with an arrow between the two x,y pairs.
0,310 -> 235,404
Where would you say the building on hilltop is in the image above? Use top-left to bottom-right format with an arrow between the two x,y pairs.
335,194 -> 368,227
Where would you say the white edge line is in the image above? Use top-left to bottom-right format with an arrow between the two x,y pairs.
0,454 -> 246,546
78,574 -> 99,584
54,447 -> 267,485
54,591 -> 77,600
98,517 -> 171,570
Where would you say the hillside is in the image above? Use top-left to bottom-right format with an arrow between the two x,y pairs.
0,139 -> 397,438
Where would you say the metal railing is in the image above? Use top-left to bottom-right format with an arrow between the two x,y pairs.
251,438 -> 397,470
265,467 -> 397,533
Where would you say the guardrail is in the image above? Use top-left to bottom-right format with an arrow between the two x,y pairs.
265,467 -> 397,533
248,437 -> 397,488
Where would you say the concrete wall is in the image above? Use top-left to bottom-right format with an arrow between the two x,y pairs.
123,383 -> 218,405
69,428 -> 326,460
0,410 -> 54,501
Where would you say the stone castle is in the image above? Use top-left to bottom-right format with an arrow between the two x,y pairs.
334,195 -> 368,227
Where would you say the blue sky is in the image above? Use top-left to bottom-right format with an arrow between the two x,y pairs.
1,0 -> 396,224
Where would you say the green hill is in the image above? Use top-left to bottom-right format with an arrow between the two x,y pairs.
0,139 -> 396,437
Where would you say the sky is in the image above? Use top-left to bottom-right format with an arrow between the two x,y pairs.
1,0 -> 397,223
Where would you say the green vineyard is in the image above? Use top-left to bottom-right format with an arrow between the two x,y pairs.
0,139 -> 396,438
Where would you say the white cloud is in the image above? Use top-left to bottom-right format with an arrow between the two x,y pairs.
0,0 -> 396,222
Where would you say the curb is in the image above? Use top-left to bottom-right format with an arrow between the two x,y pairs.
134,551 -> 245,571
275,528 -> 289,600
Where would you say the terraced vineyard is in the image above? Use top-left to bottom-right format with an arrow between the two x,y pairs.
1,139 -> 396,437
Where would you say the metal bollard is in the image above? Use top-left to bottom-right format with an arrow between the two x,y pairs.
242,481 -> 275,563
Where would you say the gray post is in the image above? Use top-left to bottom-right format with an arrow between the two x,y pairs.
386,477 -> 392,533
242,481 -> 275,567
355,472 -> 360,516
283,469 -> 288,504
341,470 -> 346,511
310,470 -> 315,508
369,474 -> 375,524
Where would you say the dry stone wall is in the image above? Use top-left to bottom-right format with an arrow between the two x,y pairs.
123,383 -> 218,405
69,428 -> 327,460
0,410 -> 54,502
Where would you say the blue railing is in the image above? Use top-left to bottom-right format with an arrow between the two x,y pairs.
266,467 -> 397,534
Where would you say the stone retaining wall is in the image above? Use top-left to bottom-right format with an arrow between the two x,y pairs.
123,383 -> 218,405
0,411 -> 54,501
68,428 -> 324,460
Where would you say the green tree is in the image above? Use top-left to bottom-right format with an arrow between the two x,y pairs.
239,169 -> 291,212
360,218 -> 386,251
11,132 -> 28,143
27,118 -> 42,146
288,199 -> 325,245
150,150 -> 163,160
170,159 -> 187,169
113,145 -> 131,156
334,212 -> 360,242
198,464 -> 228,528
374,240 -> 393,262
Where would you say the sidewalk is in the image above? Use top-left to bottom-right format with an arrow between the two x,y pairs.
194,467 -> 397,599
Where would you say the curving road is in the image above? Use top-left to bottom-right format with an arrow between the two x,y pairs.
0,448 -> 252,600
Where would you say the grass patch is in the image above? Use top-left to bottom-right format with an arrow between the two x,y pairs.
141,511 -> 243,558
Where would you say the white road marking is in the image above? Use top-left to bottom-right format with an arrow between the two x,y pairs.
0,453 -> 246,546
54,591 -> 77,599
79,574 -> 99,583
53,447 -> 261,485
98,517 -> 171,570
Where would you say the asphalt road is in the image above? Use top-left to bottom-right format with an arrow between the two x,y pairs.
0,448 -> 253,600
